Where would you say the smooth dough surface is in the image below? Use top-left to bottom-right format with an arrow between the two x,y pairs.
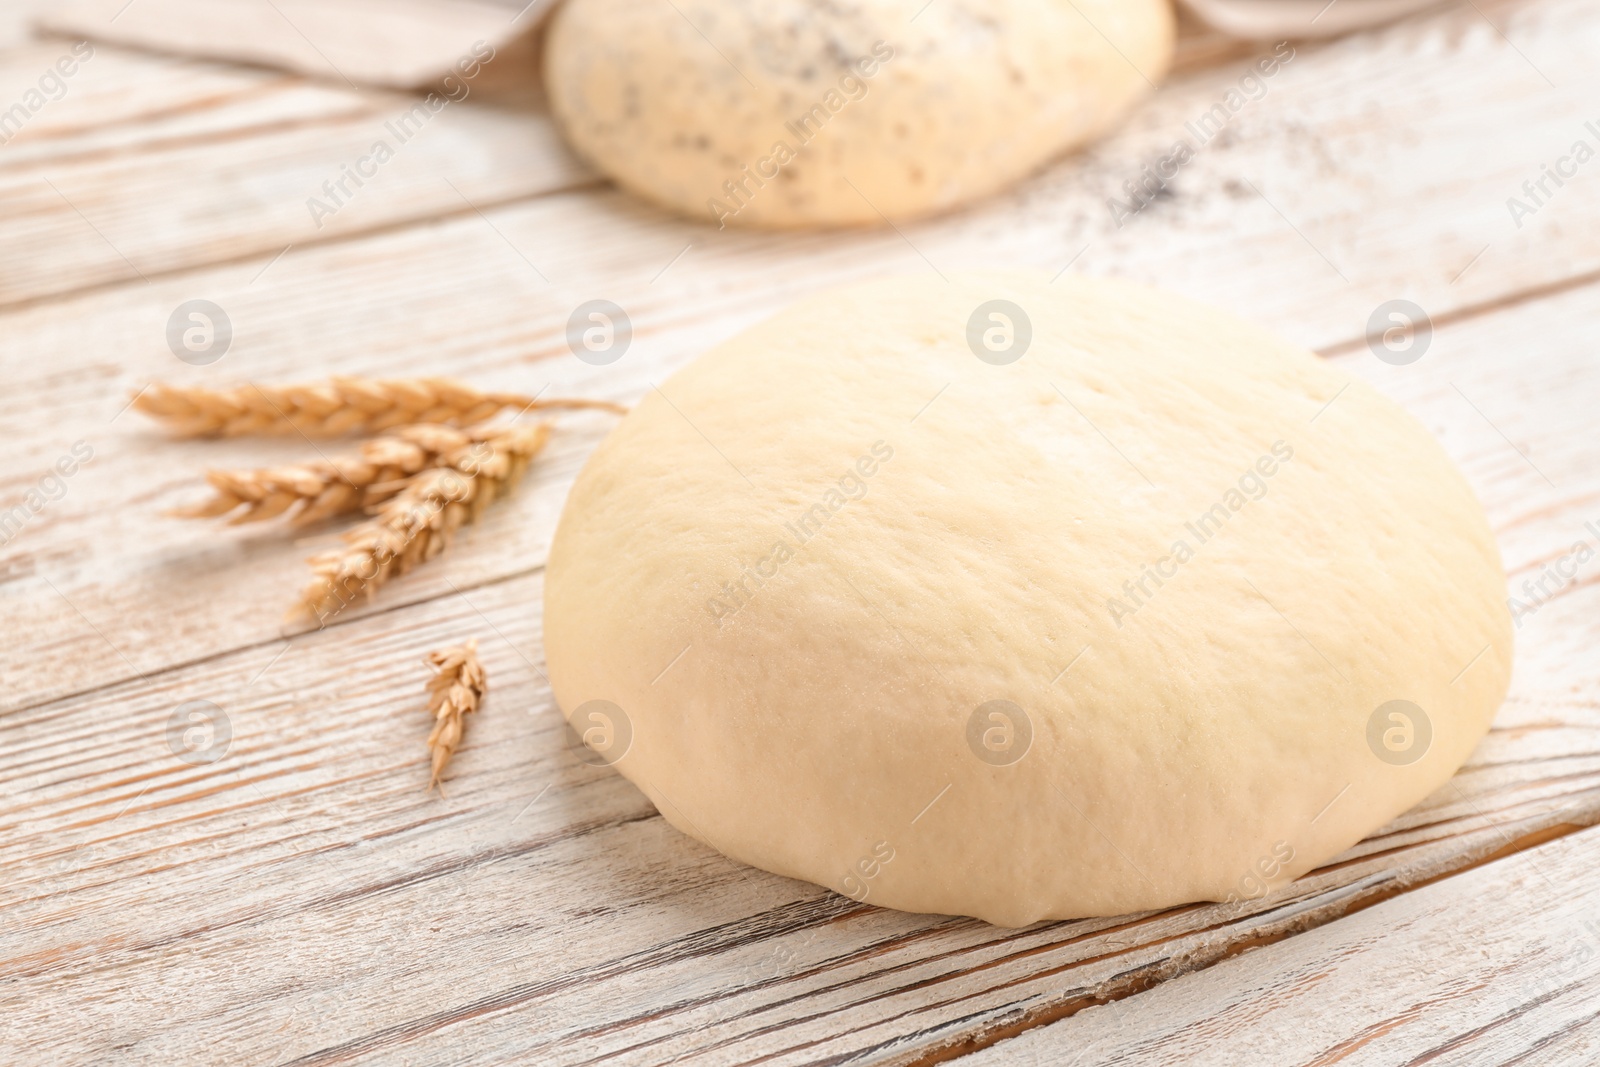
544,273 -> 1512,927
543,0 -> 1173,228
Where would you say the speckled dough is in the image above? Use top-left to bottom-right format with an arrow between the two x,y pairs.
543,273 -> 1512,927
543,0 -> 1174,228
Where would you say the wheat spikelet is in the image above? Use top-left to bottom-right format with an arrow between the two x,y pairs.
296,422 -> 551,624
135,377 -> 624,438
425,639 -> 486,792
173,424 -> 484,526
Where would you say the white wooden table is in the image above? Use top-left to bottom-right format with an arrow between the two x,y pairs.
3,1 -> 1598,1063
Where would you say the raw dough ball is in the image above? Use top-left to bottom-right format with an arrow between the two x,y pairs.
543,0 -> 1174,228
544,273 -> 1511,926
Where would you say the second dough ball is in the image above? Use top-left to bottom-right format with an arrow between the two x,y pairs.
543,0 -> 1174,229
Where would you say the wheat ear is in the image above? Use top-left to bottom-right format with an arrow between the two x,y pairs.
296,422 -> 550,624
174,424 -> 498,526
135,377 -> 624,438
425,639 -> 486,792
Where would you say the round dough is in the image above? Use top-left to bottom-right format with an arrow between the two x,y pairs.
543,0 -> 1174,229
544,273 -> 1512,926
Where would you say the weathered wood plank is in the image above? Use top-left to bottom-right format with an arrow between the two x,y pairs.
3,0 -> 1597,314
0,39 -> 589,306
0,40 -> 371,147
956,822 -> 1600,1066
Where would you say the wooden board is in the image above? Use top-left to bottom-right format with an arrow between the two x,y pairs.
0,39 -> 588,308
5,0 -> 1599,311
3,0 -> 1599,1062
958,822 -> 1600,1066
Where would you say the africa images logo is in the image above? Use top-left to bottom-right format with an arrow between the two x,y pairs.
1107,441 -> 1295,627
704,441 -> 894,627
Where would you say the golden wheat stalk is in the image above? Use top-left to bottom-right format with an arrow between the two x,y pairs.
173,424 -> 492,526
295,422 -> 551,624
425,638 -> 487,792
135,377 -> 624,437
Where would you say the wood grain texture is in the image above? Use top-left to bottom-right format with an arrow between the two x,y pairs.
0,39 -> 588,307
3,0 -> 1599,1063
958,822 -> 1600,1066
3,0 -> 1597,311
